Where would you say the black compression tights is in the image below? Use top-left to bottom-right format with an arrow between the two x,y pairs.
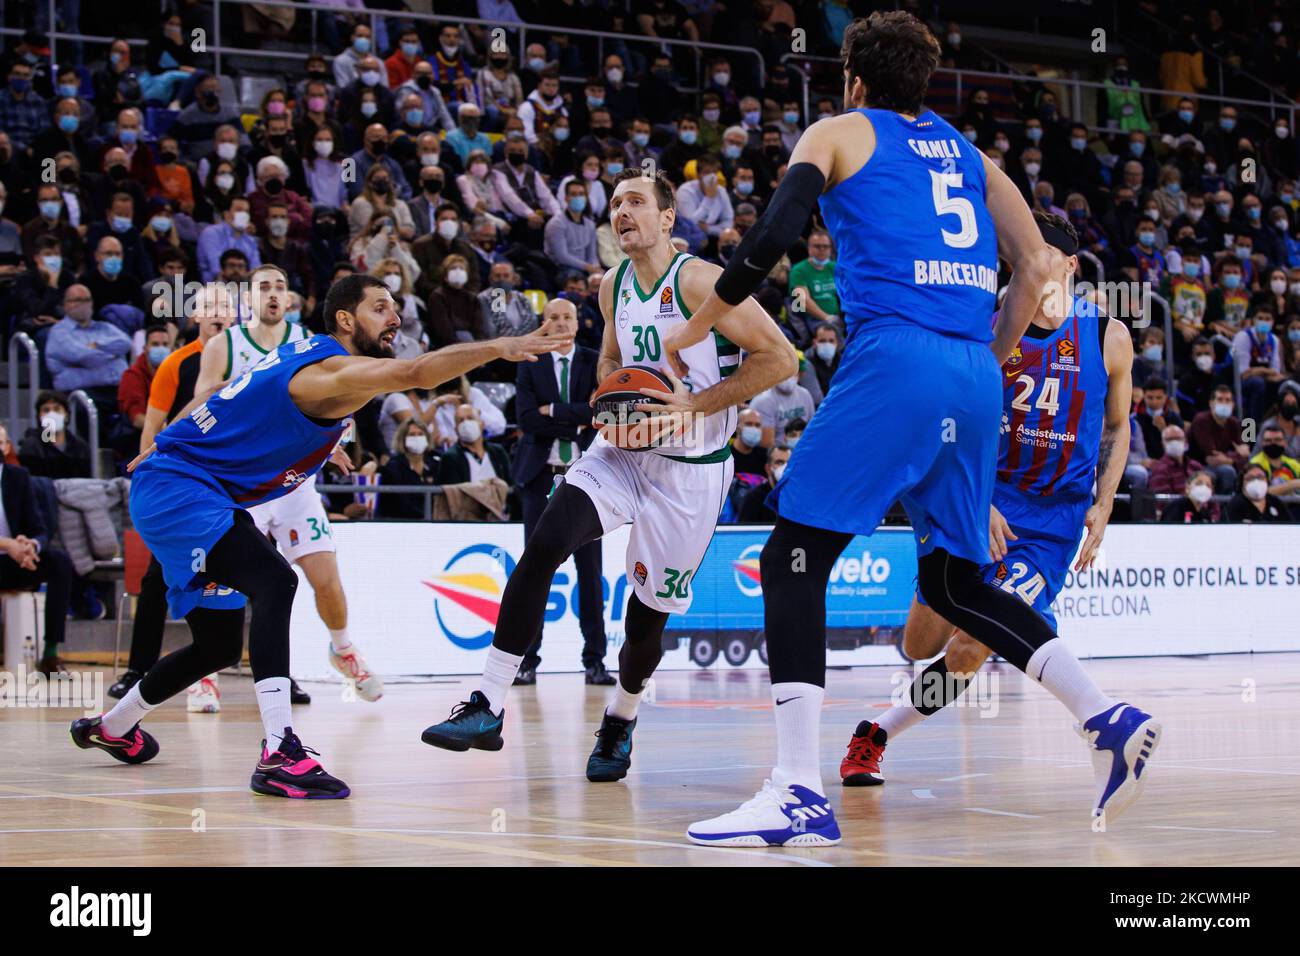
138,510 -> 299,704
494,482 -> 605,656
619,595 -> 668,694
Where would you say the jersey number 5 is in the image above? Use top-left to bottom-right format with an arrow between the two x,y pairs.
929,170 -> 978,249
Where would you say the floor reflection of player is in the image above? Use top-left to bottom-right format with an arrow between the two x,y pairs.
72,275 -> 571,799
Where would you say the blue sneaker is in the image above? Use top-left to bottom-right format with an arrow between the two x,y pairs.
1077,702 -> 1161,824
421,691 -> 504,752
687,779 -> 841,847
586,712 -> 636,782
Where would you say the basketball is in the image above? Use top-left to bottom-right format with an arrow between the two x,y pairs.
592,366 -> 675,450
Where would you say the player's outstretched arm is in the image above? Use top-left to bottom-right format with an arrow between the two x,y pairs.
661,118 -> 843,375
291,319 -> 574,420
1075,318 -> 1134,571
984,153 -> 1055,365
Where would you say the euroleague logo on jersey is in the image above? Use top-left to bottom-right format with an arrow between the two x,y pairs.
1051,337 -> 1080,373
660,285 -> 674,313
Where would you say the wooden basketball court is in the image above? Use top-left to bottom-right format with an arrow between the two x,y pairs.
2,653 -> 1296,867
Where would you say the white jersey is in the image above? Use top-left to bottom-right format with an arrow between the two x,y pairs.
223,321 -> 310,381
609,251 -> 739,460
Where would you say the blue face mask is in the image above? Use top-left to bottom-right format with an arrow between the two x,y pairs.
810,255 -> 830,267
58,83 -> 79,98
1165,182 -> 1180,195
528,57 -> 546,72
723,143 -> 741,160
735,180 -> 754,195
1178,109 -> 1194,123
1070,136 -> 1086,150
1137,231 -> 1155,246
1220,117 -> 1235,131
783,111 -> 799,125
1255,320 -> 1273,336
1222,273 -> 1242,290
39,200 -> 61,220
110,52 -> 123,67
740,425 -> 762,447
1246,207 -> 1261,221
285,310 -> 301,324
552,126 -> 569,142
587,96 -> 604,109
964,129 -> 978,143
605,163 -> 623,176
58,114 -> 79,134
679,130 -> 697,146
353,37 -> 371,54
1025,127 -> 1042,142
1142,345 -> 1162,363
148,345 -> 170,366
150,216 -> 172,233
102,255 -> 123,277
1130,141 -> 1145,156
401,42 -> 420,58
405,109 -> 424,127
119,128 -> 138,145
1184,261 -> 1200,278
568,195 -> 587,213
111,215 -> 133,233
1289,329 -> 1300,343
41,255 -> 62,273
632,132 -> 649,148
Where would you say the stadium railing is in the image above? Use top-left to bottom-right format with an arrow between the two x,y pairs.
5,332 -> 39,439
200,0 -> 766,94
1144,290 -> 1176,386
65,389 -> 102,480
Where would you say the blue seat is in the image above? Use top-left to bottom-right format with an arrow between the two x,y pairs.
145,107 -> 180,139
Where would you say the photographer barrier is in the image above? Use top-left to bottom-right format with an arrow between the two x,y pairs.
287,521 -> 1300,679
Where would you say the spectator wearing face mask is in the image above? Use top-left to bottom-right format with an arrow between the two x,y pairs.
1134,377 -> 1183,461
350,162 -> 415,242
544,180 -> 599,276
259,199 -> 315,306
173,74 -> 244,162
342,55 -> 397,132
478,261 -> 536,340
738,445 -> 791,524
1205,257 -> 1251,336
425,253 -> 490,348
750,373 -> 814,447
412,205 -> 478,300
788,228 -> 839,331
730,407 -> 767,477
1131,328 -> 1166,387
44,282 -> 132,405
437,404 -> 511,487
348,123 -> 411,202
195,196 -> 260,281
78,236 -> 143,310
1148,423 -> 1202,495
445,103 -> 492,165
1160,468 -> 1220,523
115,323 -> 172,457
378,419 -> 441,520
247,155 -> 312,240
17,391 -> 92,479
85,191 -> 152,284
807,322 -> 841,397
1163,237 -> 1208,344
1124,210 -> 1167,288
1177,337 -> 1226,415
1260,381 -> 1300,458
676,154 -> 733,242
333,24 -> 387,90
1232,309 -> 1285,422
1189,385 -> 1250,492
660,116 -> 705,185
1223,464 -> 1293,523
1248,423 -> 1300,497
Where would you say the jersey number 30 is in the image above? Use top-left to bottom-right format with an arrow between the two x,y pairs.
930,170 -> 978,249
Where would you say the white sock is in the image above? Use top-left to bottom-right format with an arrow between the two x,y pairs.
606,682 -> 643,721
1026,638 -> 1117,722
875,698 -> 926,740
255,677 -> 293,751
771,681 -> 824,794
478,646 -> 524,715
328,627 -> 352,654
102,683 -> 157,738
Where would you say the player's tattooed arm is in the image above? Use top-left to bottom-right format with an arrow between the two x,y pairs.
638,259 -> 797,419
1076,318 -> 1134,571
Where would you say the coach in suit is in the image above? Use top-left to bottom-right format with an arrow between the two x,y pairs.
512,299 -> 612,685
0,430 -> 75,675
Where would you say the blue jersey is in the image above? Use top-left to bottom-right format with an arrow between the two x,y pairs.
153,334 -> 348,507
997,295 -> 1108,503
819,108 -> 998,343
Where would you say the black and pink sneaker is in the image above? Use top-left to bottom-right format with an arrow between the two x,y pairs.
70,715 -> 160,765
250,728 -> 350,799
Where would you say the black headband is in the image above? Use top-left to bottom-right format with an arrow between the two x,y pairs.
1039,221 -> 1079,256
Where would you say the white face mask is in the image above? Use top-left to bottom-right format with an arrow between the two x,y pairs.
1194,354 -> 1214,372
383,273 -> 402,293
1023,162 -> 1041,176
1164,440 -> 1186,459
446,267 -> 468,288
457,419 -> 481,443
1213,401 -> 1233,419
814,341 -> 836,362
41,411 -> 67,433
1189,483 -> 1213,504
216,142 -> 237,161
739,425 -> 762,447
420,152 -> 439,167
774,379 -> 795,395
770,463 -> 785,483
437,220 -> 459,241
215,173 -> 235,191
231,210 -> 250,230
314,140 -> 333,157
1244,478 -> 1268,501
405,433 -> 429,455
1271,279 -> 1287,295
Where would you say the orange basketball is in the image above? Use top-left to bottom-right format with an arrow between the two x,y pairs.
592,366 -> 674,450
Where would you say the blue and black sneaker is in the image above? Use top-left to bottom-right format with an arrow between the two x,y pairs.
421,691 -> 505,752
1077,702 -> 1161,824
586,712 -> 636,782
687,778 -> 841,847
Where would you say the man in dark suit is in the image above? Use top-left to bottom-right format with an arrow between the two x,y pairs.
512,299 -> 612,685
0,423 -> 75,675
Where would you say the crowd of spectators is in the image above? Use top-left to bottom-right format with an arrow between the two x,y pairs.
0,2 -> 1296,526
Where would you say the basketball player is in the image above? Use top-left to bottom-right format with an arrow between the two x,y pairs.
665,13 -> 1160,845
193,264 -> 381,703
71,275 -> 570,798
420,168 -> 797,783
841,213 -> 1159,823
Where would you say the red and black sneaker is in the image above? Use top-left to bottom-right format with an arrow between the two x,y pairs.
841,720 -> 887,787
250,728 -> 350,799
70,715 -> 159,765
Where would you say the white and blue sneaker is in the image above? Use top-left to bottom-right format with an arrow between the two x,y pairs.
1077,702 -> 1161,824
687,779 -> 841,847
